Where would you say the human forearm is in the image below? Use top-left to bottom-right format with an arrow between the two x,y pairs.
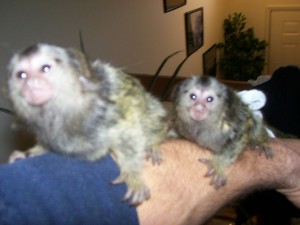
137,138 -> 300,225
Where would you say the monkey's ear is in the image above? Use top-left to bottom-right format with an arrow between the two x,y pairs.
67,48 -> 93,79
79,76 -> 98,91
170,83 -> 181,102
171,78 -> 191,102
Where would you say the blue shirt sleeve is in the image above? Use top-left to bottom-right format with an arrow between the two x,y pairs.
0,153 -> 139,225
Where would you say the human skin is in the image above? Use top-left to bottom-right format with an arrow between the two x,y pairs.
137,139 -> 300,225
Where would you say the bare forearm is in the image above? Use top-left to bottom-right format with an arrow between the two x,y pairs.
137,139 -> 300,225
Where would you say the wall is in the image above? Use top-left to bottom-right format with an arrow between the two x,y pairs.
0,0 -> 225,162
0,1 -> 225,79
225,0 -> 300,40
224,0 -> 300,74
1,0 -> 298,162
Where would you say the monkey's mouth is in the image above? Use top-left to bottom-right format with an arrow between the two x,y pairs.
22,78 -> 53,105
189,104 -> 208,121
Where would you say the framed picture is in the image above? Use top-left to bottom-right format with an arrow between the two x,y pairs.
185,8 -> 204,56
203,44 -> 217,76
163,0 -> 186,13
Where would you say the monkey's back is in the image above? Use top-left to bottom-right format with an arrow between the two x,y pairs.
101,67 -> 168,155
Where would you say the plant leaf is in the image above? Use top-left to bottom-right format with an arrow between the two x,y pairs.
79,29 -> 86,54
147,51 -> 182,91
160,54 -> 191,101
0,107 -> 14,116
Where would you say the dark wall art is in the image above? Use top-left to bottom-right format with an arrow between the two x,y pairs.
163,0 -> 186,12
185,8 -> 204,56
203,44 -> 217,76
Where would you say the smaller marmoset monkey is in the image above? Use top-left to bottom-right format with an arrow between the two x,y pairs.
7,43 -> 168,204
172,75 -> 272,188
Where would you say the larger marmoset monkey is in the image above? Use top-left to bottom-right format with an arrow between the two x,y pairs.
7,43 -> 168,205
172,75 -> 272,188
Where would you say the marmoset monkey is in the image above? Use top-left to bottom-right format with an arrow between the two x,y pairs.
7,43 -> 168,204
172,75 -> 272,188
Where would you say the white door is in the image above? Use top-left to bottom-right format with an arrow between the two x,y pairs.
267,7 -> 300,74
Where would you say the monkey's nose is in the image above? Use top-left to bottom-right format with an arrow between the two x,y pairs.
27,77 -> 42,88
22,76 -> 53,105
195,104 -> 204,111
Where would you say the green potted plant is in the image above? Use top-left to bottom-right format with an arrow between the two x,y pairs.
217,12 -> 268,81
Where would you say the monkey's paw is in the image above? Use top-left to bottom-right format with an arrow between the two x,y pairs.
8,150 -> 28,163
199,158 -> 227,189
252,145 -> 273,159
112,173 -> 150,205
146,149 -> 162,165
9,146 -> 47,163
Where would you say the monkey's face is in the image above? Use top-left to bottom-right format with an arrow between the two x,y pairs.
9,50 -> 56,106
174,76 -> 225,122
8,44 -> 83,110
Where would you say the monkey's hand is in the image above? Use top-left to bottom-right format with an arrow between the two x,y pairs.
251,144 -> 273,159
8,145 -> 47,163
146,148 -> 161,165
8,150 -> 28,163
199,158 -> 227,189
112,172 -> 150,205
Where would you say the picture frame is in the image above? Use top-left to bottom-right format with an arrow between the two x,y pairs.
203,44 -> 217,76
163,0 -> 186,13
185,8 -> 204,56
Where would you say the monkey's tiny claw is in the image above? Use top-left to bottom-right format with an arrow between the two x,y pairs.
112,173 -> 150,205
198,158 -> 212,173
252,145 -> 273,159
210,174 -> 227,189
198,158 -> 209,163
205,167 -> 216,177
146,149 -> 162,165
111,174 -> 127,185
261,147 -> 273,159
198,158 -> 227,189
8,150 -> 27,163
123,186 -> 150,206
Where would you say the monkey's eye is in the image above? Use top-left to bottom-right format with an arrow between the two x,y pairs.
16,71 -> 27,79
207,96 -> 214,102
41,64 -> 51,73
189,93 -> 197,100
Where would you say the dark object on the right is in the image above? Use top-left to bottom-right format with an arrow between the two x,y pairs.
256,65 -> 300,138
236,65 -> 300,225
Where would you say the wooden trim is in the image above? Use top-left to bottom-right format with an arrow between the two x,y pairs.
131,74 -> 251,101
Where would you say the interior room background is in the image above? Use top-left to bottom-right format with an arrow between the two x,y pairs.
0,0 -> 299,162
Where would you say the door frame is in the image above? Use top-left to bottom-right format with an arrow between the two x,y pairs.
265,5 -> 300,74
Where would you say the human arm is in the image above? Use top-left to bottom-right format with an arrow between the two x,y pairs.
137,138 -> 300,225
0,153 -> 139,225
1,138 -> 299,225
